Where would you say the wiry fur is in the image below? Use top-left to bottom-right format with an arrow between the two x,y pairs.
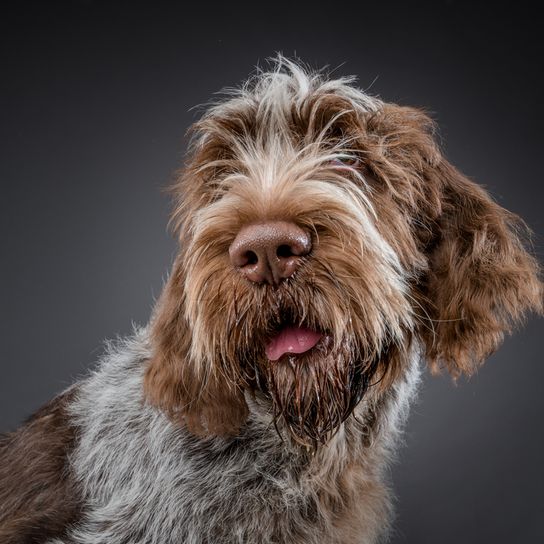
145,57 -> 542,442
1,57 -> 542,543
47,329 -> 420,544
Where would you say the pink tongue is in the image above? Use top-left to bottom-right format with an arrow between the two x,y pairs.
265,326 -> 322,361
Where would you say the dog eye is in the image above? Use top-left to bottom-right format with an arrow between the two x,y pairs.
331,157 -> 361,169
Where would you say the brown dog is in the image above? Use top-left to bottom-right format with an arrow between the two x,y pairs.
1,57 -> 541,544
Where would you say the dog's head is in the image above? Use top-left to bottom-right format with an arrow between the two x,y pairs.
144,58 -> 542,446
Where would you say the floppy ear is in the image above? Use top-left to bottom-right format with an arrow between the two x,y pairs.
365,103 -> 541,376
143,255 -> 248,436
419,157 -> 542,377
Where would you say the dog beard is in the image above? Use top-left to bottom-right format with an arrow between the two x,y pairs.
218,283 -> 394,446
242,338 -> 381,447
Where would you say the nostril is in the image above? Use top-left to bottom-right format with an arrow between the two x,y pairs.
229,221 -> 312,284
276,244 -> 294,259
243,250 -> 258,266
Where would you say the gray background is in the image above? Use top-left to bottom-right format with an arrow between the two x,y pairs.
2,1 -> 543,542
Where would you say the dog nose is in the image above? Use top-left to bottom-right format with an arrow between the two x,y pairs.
229,221 -> 312,285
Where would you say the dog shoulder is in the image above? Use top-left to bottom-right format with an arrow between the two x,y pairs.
0,388 -> 82,543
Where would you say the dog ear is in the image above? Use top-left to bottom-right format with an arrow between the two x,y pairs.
143,256 -> 248,436
417,146 -> 543,378
368,104 -> 542,377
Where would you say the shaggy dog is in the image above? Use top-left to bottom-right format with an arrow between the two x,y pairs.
1,57 -> 542,544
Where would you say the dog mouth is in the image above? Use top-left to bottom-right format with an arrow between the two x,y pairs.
265,325 -> 323,361
241,306 -> 379,446
256,318 -> 363,447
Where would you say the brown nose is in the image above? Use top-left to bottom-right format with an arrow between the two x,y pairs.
229,221 -> 312,285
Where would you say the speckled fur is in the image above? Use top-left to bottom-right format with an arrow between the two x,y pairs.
50,329 -> 420,544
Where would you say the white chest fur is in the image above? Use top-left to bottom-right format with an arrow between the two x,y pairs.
52,330 -> 420,544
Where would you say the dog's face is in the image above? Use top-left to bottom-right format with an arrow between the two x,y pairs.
144,59 -> 542,446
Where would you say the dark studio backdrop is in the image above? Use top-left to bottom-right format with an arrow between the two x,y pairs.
1,1 -> 543,542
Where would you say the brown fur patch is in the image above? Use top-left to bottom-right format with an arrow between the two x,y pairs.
366,104 -> 543,375
0,389 -> 82,543
421,159 -> 543,375
145,256 -> 249,437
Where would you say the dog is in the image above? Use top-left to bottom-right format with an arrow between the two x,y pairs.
1,57 -> 542,544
